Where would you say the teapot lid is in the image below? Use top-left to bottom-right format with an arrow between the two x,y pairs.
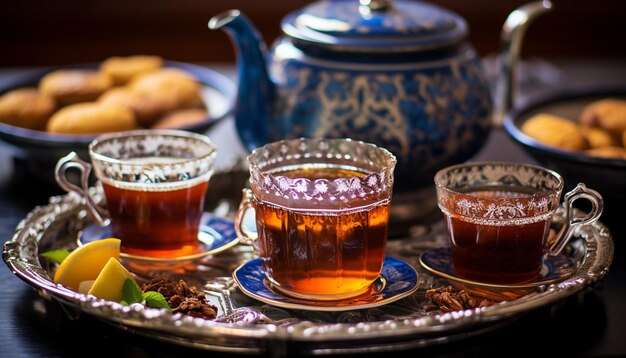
281,0 -> 468,52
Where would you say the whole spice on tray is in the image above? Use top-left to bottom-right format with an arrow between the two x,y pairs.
425,286 -> 497,312
141,277 -> 218,319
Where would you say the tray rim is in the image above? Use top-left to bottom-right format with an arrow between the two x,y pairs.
2,190 -> 615,354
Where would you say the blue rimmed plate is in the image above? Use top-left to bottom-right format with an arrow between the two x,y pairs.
233,256 -> 419,311
78,213 -> 239,262
419,247 -> 576,289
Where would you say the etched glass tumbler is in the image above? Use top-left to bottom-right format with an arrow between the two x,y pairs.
434,162 -> 603,284
55,129 -> 217,258
235,138 -> 396,301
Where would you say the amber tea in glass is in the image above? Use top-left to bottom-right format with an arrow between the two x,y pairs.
101,176 -> 209,258
55,129 -> 217,258
445,186 -> 552,284
235,138 -> 396,301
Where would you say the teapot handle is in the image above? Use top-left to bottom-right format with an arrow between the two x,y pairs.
493,0 -> 553,126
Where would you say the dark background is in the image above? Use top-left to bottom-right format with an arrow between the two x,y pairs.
0,0 -> 625,67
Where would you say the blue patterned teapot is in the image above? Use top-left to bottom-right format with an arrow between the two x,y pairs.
209,0 -> 551,195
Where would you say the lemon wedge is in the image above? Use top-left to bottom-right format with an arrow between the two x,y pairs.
53,238 -> 121,291
88,257 -> 134,301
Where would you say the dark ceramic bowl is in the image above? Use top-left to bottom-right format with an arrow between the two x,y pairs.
0,61 -> 236,184
503,86 -> 626,219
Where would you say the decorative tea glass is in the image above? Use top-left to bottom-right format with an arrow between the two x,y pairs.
235,137 -> 396,301
55,129 -> 217,259
434,162 -> 603,284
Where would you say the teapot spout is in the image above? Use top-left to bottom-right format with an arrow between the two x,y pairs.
209,10 -> 273,152
494,0 -> 553,126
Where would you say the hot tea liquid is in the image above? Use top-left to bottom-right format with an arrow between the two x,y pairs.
445,186 -> 552,284
102,180 -> 208,258
255,168 -> 389,299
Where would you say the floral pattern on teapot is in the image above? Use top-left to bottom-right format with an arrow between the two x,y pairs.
270,45 -> 492,190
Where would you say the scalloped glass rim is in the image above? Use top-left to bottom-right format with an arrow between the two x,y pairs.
247,137 -> 396,206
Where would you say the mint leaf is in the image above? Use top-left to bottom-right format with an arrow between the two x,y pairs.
120,300 -> 129,306
143,291 -> 170,309
39,249 -> 71,264
121,278 -> 143,304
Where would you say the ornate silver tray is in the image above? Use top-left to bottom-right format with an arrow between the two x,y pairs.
2,185 -> 614,356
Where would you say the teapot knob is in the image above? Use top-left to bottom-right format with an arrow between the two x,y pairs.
359,0 -> 392,11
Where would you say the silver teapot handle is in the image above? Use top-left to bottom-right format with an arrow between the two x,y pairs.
493,0 -> 553,126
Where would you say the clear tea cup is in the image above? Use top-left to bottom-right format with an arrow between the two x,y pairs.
434,162 -> 603,285
55,129 -> 217,259
234,138 -> 396,301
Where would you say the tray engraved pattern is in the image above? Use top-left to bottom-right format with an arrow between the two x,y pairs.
2,189 -> 614,355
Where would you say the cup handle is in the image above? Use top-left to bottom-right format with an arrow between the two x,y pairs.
234,188 -> 258,246
548,183 -> 604,256
54,152 -> 110,227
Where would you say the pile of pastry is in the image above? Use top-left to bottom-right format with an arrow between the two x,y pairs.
0,55 -> 209,134
522,98 -> 626,159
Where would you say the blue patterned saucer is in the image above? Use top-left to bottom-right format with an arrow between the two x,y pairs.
419,248 -> 576,289
78,213 -> 239,262
233,256 -> 419,311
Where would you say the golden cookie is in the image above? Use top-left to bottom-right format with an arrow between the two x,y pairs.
46,102 -> 136,134
98,86 -> 178,127
129,69 -> 204,109
580,101 -> 601,127
584,146 -> 626,159
521,113 -> 587,151
580,126 -> 618,148
100,55 -> 163,86
580,98 -> 626,136
40,69 -> 113,105
0,88 -> 56,130
152,108 -> 209,129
